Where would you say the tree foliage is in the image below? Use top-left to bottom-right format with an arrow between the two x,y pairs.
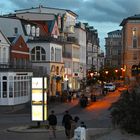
110,89 -> 140,134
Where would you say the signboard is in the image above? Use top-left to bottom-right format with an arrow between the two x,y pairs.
31,77 -> 48,121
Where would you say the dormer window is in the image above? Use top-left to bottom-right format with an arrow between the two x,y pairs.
14,27 -> 18,35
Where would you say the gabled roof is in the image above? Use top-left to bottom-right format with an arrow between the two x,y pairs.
8,35 -> 21,44
0,30 -> 11,45
14,5 -> 78,17
0,16 -> 25,38
120,14 -> 140,26
108,30 -> 122,35
6,11 -> 56,21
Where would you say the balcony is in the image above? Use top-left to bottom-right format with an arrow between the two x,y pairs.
28,35 -> 78,44
63,52 -> 72,58
0,62 -> 32,72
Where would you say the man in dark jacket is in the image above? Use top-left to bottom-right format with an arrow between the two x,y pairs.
62,110 -> 72,138
48,110 -> 57,138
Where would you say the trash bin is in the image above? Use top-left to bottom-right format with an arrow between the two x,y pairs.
74,127 -> 86,140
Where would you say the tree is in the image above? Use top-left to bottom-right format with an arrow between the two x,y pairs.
110,89 -> 140,134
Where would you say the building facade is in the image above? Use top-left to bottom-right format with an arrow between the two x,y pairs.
85,23 -> 100,72
120,15 -> 140,80
0,31 -> 32,106
105,30 -> 122,69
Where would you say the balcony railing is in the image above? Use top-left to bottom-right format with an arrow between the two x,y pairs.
0,62 -> 32,72
63,52 -> 72,58
28,35 -> 78,44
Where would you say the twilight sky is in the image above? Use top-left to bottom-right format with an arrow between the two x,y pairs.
0,0 -> 140,52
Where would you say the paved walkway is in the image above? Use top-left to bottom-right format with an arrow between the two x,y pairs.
6,87 -> 136,140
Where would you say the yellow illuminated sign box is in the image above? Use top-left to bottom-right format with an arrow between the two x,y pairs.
31,77 -> 48,121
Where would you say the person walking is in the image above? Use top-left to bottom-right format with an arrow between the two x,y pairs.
70,116 -> 80,138
80,121 -> 87,129
62,110 -> 72,138
48,110 -> 57,138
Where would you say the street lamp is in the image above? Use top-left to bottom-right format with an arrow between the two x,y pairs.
115,69 -> 118,80
121,68 -> 126,80
90,72 -> 94,78
105,71 -> 109,82
64,75 -> 69,91
105,71 -> 108,75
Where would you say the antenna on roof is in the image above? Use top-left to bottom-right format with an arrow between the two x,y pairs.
39,4 -> 42,13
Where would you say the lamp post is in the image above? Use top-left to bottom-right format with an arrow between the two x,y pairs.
105,71 -> 109,82
90,72 -> 94,78
115,69 -> 118,80
121,68 -> 126,80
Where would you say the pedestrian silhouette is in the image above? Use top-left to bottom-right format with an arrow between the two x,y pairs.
62,110 -> 72,138
48,110 -> 57,138
80,121 -> 87,129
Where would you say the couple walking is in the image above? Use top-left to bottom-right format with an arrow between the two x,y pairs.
48,110 -> 78,139
62,110 -> 79,139
48,110 -> 85,139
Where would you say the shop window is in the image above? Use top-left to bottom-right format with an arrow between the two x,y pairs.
9,82 -> 13,98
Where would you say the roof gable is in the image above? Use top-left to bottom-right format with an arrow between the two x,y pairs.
0,30 -> 10,45
11,35 -> 29,52
51,20 -> 60,36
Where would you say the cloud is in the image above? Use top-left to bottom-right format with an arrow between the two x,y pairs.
1,0 -> 140,50
3,0 -> 140,24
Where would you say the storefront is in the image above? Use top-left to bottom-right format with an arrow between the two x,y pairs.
0,72 -> 32,105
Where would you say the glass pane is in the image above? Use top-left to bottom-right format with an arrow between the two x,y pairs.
31,55 -> 35,61
31,48 -> 35,54
36,52 -> 40,60
42,55 -> 46,60
9,82 -> 13,98
41,48 -> 45,54
3,82 -> 7,98
36,46 -> 40,50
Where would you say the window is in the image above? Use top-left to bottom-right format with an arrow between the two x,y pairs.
3,76 -> 7,98
9,76 -> 13,98
133,38 -> 137,48
132,28 -> 138,48
31,46 -> 46,61
55,48 -> 61,62
51,47 -> 54,61
14,27 -> 18,34
133,52 -> 137,60
73,62 -> 79,72
132,28 -> 137,37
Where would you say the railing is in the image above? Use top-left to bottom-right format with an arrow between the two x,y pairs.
63,52 -> 72,58
29,36 -> 78,44
0,62 -> 32,72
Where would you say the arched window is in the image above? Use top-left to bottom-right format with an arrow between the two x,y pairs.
51,47 -> 54,61
31,46 -> 46,61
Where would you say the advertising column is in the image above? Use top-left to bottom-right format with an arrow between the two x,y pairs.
31,77 -> 48,125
